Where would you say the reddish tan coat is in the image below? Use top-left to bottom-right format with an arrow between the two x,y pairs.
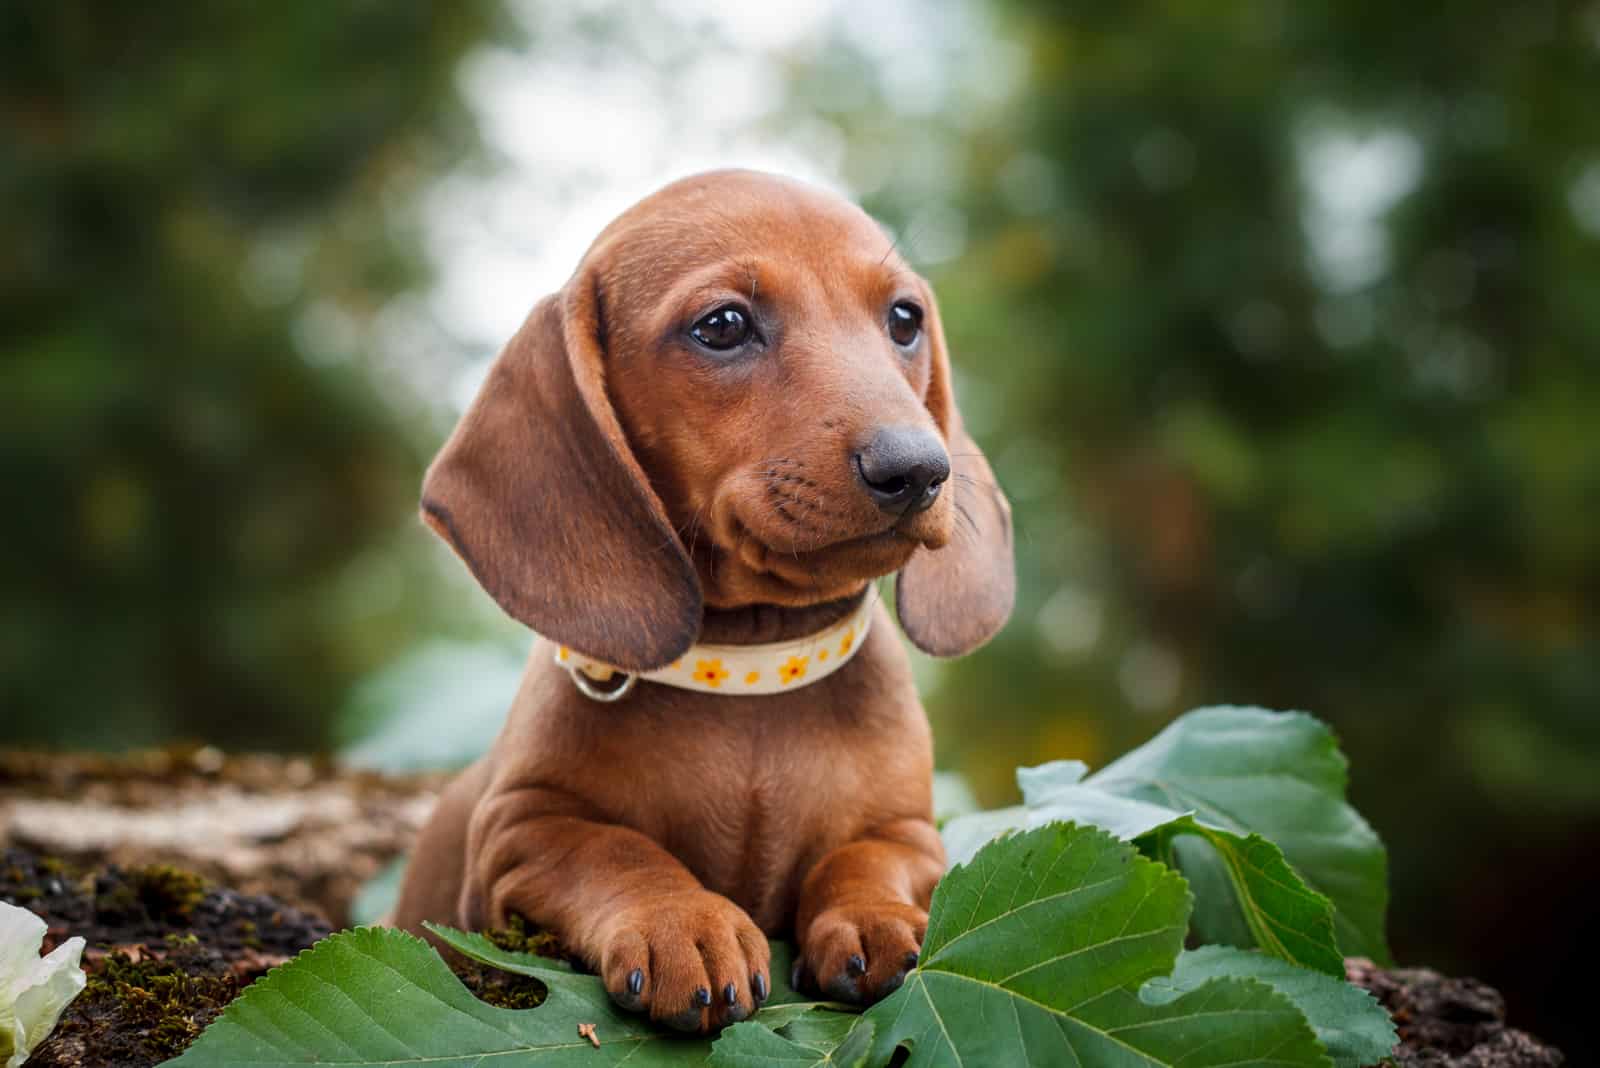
390,170 -> 1014,1033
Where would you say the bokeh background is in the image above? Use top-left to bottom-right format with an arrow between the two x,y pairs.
4,0 -> 1597,1055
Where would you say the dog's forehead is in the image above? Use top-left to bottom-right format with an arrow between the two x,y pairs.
590,170 -> 897,276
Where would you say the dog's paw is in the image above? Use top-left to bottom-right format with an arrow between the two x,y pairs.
796,901 -> 927,1005
597,890 -> 771,1033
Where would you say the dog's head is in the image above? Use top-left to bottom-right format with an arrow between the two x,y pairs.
422,170 -> 1013,671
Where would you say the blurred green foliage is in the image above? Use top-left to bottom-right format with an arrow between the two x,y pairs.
789,0 -> 1600,1053
2,0 -> 1596,1057
0,4 -> 511,746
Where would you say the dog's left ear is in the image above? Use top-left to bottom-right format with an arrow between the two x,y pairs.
896,297 -> 1016,656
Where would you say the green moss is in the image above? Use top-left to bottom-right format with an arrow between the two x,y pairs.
93,863 -> 211,925
130,864 -> 208,920
61,946 -> 238,1064
445,916 -> 560,1012
483,914 -> 561,959
466,968 -> 548,1010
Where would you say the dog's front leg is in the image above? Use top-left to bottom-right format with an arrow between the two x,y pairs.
463,786 -> 770,1033
793,818 -> 945,1004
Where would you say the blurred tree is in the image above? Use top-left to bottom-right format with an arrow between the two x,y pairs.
0,3 -> 512,748
785,0 -> 1599,1056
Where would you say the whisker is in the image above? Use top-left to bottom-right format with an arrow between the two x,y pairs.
952,497 -> 981,545
951,473 -> 1007,506
685,505 -> 709,568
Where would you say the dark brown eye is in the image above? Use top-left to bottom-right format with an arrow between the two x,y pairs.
888,301 -> 923,348
690,305 -> 752,351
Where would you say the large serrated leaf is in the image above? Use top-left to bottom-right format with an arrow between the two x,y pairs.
1142,946 -> 1397,1068
710,1015 -> 873,1067
1143,815 -> 1343,975
430,924 -> 840,1030
942,706 -> 1390,968
859,823 -> 1333,1068
1090,706 -> 1389,962
165,925 -> 722,1066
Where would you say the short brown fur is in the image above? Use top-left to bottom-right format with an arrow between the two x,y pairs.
391,170 -> 1014,1032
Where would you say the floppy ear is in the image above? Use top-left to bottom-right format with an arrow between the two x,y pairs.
896,298 -> 1016,656
420,278 -> 702,671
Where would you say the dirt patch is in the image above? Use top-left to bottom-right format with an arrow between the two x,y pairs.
1348,957 -> 1564,1067
4,848 -> 556,1068
5,848 -> 333,1068
0,747 -> 444,926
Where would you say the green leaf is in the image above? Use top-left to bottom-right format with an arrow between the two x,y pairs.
1142,947 -> 1397,1068
429,924 -> 835,1026
862,823 -> 1333,1068
710,1016 -> 873,1067
942,707 -> 1391,969
437,927 -> 872,1068
1090,706 -> 1390,962
1141,816 -> 1344,976
164,926 -> 717,1066
943,786 -> 1344,975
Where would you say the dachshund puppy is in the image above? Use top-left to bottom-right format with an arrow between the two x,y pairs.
390,169 -> 1013,1033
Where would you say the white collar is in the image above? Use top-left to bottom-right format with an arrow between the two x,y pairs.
552,587 -> 878,701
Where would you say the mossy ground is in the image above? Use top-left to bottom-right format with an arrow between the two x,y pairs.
44,937 -> 242,1066
2,848 -> 565,1066
456,914 -> 562,1010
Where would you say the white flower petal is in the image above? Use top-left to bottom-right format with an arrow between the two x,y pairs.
0,903 -> 86,1068
0,906 -> 46,998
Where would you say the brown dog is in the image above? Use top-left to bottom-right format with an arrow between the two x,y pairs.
389,169 -> 1013,1033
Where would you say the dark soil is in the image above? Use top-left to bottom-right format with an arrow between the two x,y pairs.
1347,958 -> 1564,1067
3,848 -> 555,1068
3,848 -> 333,1067
2,849 -> 330,960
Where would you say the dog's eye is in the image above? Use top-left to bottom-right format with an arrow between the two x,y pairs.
888,302 -> 923,349
690,305 -> 753,351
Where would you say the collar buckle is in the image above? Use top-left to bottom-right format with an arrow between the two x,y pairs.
566,665 -> 638,703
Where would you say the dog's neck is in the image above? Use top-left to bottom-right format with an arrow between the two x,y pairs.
697,586 -> 871,646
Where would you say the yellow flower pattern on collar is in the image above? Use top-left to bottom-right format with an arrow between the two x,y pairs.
778,655 -> 809,685
693,659 -> 729,687
554,586 -> 878,698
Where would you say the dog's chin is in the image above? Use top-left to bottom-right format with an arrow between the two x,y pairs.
716,522 -> 920,602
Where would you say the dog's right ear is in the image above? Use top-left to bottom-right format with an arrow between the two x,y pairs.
420,279 -> 702,672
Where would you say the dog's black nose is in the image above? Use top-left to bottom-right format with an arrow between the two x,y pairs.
855,426 -> 950,515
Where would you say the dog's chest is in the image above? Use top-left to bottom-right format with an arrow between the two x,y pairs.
559,680 -> 922,931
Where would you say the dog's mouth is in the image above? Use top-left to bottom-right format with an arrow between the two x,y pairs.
717,517 -> 925,593
689,466 -> 954,600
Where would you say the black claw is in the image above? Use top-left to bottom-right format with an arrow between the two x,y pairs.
791,958 -> 804,992
628,968 -> 644,996
724,982 -> 738,1006
693,986 -> 712,1008
847,954 -> 867,976
903,951 -> 919,969
753,972 -> 769,1002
